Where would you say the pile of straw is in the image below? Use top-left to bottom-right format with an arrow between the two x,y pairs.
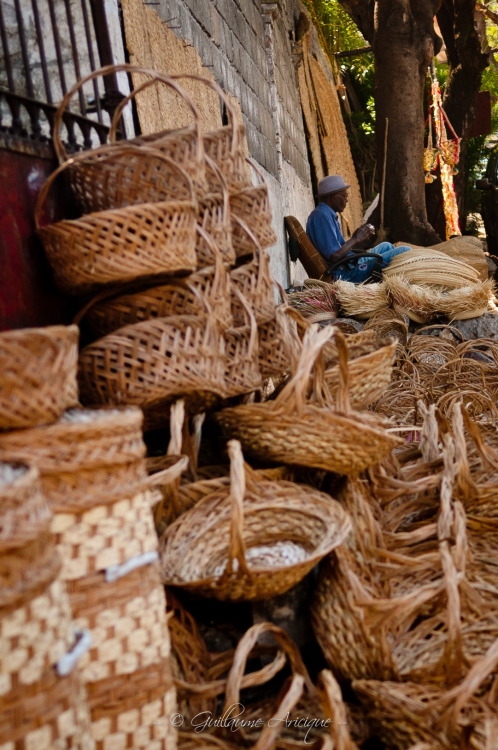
332,280 -> 389,319
383,275 -> 443,323
437,278 -> 496,320
285,280 -> 339,319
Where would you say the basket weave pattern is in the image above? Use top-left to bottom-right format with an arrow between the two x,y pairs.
230,249 -> 275,326
0,325 -> 79,430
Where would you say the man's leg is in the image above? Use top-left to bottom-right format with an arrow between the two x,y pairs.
334,243 -> 411,283
371,242 -> 412,268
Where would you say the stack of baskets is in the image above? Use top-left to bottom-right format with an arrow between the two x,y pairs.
36,64 -> 288,429
0,325 -> 94,749
0,325 -> 181,750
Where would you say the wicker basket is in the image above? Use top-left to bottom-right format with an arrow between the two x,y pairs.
216,326 -> 402,474
0,324 -> 79,430
383,248 -> 480,288
36,143 -> 198,295
109,68 -> 248,196
160,439 -> 351,601
229,161 -> 277,257
53,63 -> 206,211
257,309 -> 294,381
230,234 -> 276,326
324,339 -> 397,410
78,313 -> 226,415
79,258 -> 233,339
223,288 -> 262,399
0,406 -> 147,511
0,461 -> 51,551
195,180 -> 235,268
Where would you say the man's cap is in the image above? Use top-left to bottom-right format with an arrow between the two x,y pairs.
317,175 -> 350,197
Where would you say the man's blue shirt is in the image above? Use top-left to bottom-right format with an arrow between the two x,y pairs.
306,202 -> 348,261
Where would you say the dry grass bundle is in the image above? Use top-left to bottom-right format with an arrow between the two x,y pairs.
332,280 -> 389,319
384,275 -> 443,323
383,248 -> 480,289
437,278 -> 496,320
285,280 -> 339,319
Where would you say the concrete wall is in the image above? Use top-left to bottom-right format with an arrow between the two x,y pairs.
124,0 -> 315,288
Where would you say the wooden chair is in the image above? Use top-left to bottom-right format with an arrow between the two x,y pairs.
284,215 -> 383,283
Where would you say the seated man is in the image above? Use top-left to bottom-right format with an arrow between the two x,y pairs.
306,175 -> 411,282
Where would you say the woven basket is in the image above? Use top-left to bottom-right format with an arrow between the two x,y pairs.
229,161 -> 277,257
160,439 -> 351,601
431,236 -> 489,282
216,326 -> 402,474
384,275 -> 442,323
0,461 -> 51,551
0,406 -> 147,511
53,63 -> 206,211
79,255 -> 233,338
223,288 -> 262,399
195,178 -> 235,268
257,309 -> 294,381
324,339 -> 397,410
36,143 -> 198,295
230,232 -> 276,326
110,69 -> 248,196
87,658 -> 176,750
78,313 -> 226,414
0,324 -> 79,430
362,306 -> 409,346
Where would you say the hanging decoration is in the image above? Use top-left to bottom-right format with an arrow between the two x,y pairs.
424,73 -> 462,239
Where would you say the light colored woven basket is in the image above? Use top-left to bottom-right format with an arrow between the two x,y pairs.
195,177 -> 235,268
36,143 -> 198,295
0,666 -> 94,750
216,326 -> 402,474
77,313 -> 226,414
229,160 -> 277,257
53,63 -> 206,211
257,309 -> 294,381
0,406 -> 147,512
324,339 -> 397,409
431,236 -> 489,282
86,657 -> 177,750
0,461 -> 51,551
0,324 -> 79,430
230,228 -> 276,326
160,439 -> 351,601
223,288 -> 262,399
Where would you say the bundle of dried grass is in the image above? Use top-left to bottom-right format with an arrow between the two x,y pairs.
285,280 -> 339,319
437,278 -> 496,320
384,275 -> 443,323
332,280 -> 389,319
383,248 -> 480,289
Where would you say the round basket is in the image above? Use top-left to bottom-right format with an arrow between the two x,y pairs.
0,406 -> 147,511
257,311 -> 294,381
77,314 -> 226,414
216,326 -> 402,475
160,439 -> 352,601
36,144 -> 198,295
229,160 -> 277,257
53,63 -> 206,211
195,182 -> 235,268
79,259 -> 233,339
230,234 -> 276,326
0,324 -> 79,430
362,307 -> 409,346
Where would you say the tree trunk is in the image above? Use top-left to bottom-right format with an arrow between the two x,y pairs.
339,0 -> 442,245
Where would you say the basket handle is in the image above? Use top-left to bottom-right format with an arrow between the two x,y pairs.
225,439 -> 250,577
271,324 -> 339,416
223,621 -> 316,711
231,215 -> 271,297
318,669 -> 360,750
52,63 -> 203,163
35,141 -> 195,232
231,286 -> 259,358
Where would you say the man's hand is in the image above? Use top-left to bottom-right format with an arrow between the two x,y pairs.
352,223 -> 376,250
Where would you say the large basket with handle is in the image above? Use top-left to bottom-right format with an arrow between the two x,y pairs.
216,325 -> 402,474
108,68 -> 248,197
160,439 -> 351,601
36,144 -> 198,295
53,63 -> 206,211
77,311 -> 226,416
0,324 -> 79,430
